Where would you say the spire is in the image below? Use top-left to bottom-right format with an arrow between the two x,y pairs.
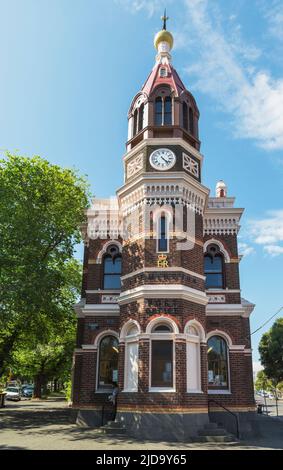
154,10 -> 174,64
161,9 -> 169,30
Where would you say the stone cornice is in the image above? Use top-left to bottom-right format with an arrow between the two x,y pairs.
206,298 -> 255,318
118,284 -> 208,306
74,301 -> 120,318
117,173 -> 210,216
121,267 -> 205,281
203,207 -> 244,235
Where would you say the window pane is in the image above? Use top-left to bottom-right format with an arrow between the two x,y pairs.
104,274 -> 121,289
208,336 -> 228,388
151,340 -> 173,387
104,255 -> 122,274
153,324 -> 172,332
183,102 -> 188,130
205,273 -> 223,288
164,97 -> 172,125
138,104 -> 144,132
98,336 -> 119,390
155,98 -> 162,126
125,342 -> 138,390
158,238 -> 168,251
158,215 -> 168,251
133,109 -> 138,136
204,255 -> 222,273
189,107 -> 194,135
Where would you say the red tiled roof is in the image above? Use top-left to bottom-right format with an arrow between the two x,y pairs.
142,62 -> 187,97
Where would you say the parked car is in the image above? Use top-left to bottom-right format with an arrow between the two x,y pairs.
5,386 -> 21,401
21,385 -> 34,398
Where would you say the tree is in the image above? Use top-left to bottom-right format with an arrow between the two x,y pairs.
258,318 -> 283,384
10,258 -> 81,398
255,370 -> 273,392
0,153 -> 89,376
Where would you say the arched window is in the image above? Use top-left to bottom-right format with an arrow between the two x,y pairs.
138,103 -> 144,132
157,213 -> 168,252
98,335 -> 119,390
189,107 -> 194,135
103,245 -> 122,290
164,96 -> 172,125
204,244 -> 224,288
186,325 -> 201,393
133,109 -> 138,136
207,335 -> 229,389
183,102 -> 188,131
155,97 -> 163,126
124,324 -> 139,392
150,321 -> 174,389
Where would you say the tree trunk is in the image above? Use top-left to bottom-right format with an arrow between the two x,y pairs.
33,373 -> 47,398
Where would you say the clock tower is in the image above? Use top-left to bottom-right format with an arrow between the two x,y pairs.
72,16 -> 256,442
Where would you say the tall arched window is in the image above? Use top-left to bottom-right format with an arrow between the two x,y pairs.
157,213 -> 168,252
155,97 -> 163,125
151,323 -> 174,389
124,324 -> 139,392
189,107 -> 194,135
103,245 -> 122,289
164,96 -> 172,125
186,325 -> 201,393
133,109 -> 138,136
204,244 -> 224,288
138,103 -> 144,132
207,335 -> 229,390
98,335 -> 119,390
183,102 -> 188,131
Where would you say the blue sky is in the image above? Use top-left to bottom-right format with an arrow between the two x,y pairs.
1,0 -> 283,367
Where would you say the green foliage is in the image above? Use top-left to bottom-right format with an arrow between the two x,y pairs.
64,380 -> 72,402
255,370 -> 274,391
259,318 -> 283,384
0,153 -> 90,377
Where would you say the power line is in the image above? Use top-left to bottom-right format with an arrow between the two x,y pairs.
250,306 -> 283,337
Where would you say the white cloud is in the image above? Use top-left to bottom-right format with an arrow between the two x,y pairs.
118,0 -> 283,150
248,210 -> 283,255
238,242 -> 255,257
264,245 -> 283,256
116,0 -> 166,17
263,0 -> 283,41
183,0 -> 283,150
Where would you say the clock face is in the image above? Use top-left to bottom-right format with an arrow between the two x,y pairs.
149,148 -> 176,171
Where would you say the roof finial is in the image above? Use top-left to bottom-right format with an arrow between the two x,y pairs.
161,9 -> 169,30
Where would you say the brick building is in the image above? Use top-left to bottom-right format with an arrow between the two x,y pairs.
72,19 -> 256,440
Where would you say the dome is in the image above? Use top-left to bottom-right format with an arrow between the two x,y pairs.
216,180 -> 227,197
154,29 -> 174,51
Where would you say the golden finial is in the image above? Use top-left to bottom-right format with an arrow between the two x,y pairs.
154,9 -> 174,51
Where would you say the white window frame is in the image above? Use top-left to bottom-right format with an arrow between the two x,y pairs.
149,331 -> 176,392
95,331 -> 119,393
156,212 -> 171,254
186,333 -> 202,394
206,331 -> 231,394
123,333 -> 139,393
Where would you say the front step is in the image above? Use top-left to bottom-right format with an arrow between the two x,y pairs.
192,421 -> 237,443
191,434 -> 236,443
100,420 -> 126,435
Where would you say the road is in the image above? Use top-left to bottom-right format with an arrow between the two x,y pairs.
255,395 -> 283,418
0,397 -> 283,450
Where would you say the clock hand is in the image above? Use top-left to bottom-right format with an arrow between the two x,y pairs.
161,156 -> 169,163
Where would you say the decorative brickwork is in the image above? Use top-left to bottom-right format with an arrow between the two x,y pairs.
72,23 -> 256,438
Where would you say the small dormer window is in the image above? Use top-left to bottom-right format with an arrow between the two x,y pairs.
160,67 -> 167,78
